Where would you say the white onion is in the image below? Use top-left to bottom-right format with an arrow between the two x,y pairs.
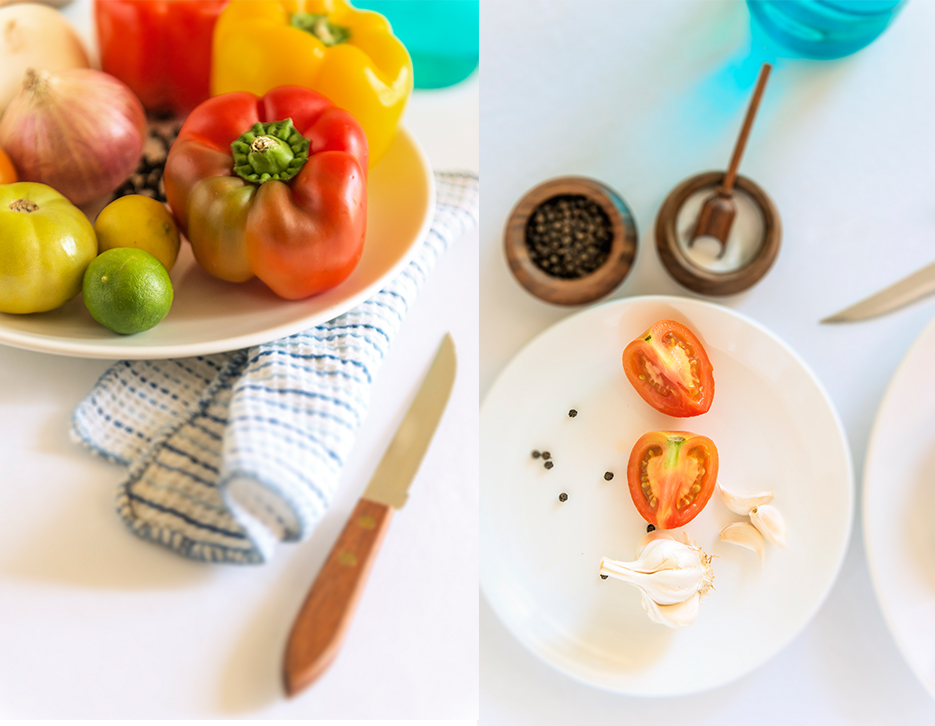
0,2 -> 89,113
0,67 -> 145,206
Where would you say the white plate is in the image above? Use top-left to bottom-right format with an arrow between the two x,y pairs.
480,295 -> 853,696
863,316 -> 935,699
0,128 -> 434,360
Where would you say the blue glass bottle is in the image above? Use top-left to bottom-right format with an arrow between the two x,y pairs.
747,0 -> 907,59
353,0 -> 479,88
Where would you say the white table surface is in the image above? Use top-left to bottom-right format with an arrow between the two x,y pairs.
480,0 -> 935,723
0,1 -> 478,721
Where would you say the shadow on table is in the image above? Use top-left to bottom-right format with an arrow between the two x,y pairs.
0,481 -> 210,590
214,510 -> 343,714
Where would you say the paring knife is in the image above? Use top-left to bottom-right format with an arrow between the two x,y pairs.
821,260 -> 935,323
282,333 -> 457,697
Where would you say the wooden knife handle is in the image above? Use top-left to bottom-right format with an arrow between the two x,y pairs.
283,497 -> 393,697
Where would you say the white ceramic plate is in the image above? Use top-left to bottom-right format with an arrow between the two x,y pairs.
863,315 -> 935,698
480,295 -> 853,696
0,128 -> 434,360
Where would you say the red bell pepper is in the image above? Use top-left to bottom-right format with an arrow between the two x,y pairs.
95,0 -> 229,116
163,86 -> 368,300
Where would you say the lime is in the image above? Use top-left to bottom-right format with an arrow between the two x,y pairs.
82,248 -> 173,335
94,194 -> 181,272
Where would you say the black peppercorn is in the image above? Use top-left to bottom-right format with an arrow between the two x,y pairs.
647,524 -> 656,532
600,574 -> 609,580
524,194 -> 612,279
544,461 -> 554,470
541,451 -> 551,460
568,409 -> 578,418
531,450 -> 541,459
603,471 -> 614,481
558,492 -> 568,502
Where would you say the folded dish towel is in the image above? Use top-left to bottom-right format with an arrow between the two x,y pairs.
71,171 -> 479,564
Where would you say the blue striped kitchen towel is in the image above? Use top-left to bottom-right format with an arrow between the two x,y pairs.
70,171 -> 479,564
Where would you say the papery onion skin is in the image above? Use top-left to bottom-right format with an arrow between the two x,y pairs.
0,67 -> 145,206
0,2 -> 90,113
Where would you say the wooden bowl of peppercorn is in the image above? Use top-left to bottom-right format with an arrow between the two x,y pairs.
504,177 -> 638,306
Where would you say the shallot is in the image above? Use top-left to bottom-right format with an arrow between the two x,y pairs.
0,67 -> 145,205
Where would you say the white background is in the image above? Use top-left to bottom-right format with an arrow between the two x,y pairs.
0,0 -> 478,720
480,0 -> 935,723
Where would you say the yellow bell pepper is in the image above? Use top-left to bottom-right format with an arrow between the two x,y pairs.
211,0 -> 412,166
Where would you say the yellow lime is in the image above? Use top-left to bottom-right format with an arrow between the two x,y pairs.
94,194 -> 181,271
82,248 -> 173,335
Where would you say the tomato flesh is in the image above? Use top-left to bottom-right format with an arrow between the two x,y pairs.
622,319 -> 714,417
627,431 -> 718,529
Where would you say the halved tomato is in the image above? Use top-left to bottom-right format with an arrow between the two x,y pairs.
622,319 -> 714,417
627,430 -> 718,529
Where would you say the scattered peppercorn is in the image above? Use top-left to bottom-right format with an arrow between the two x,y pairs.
541,451 -> 551,460
600,574 -> 609,580
524,194 -> 613,279
568,409 -> 578,418
603,471 -> 614,481
647,524 -> 656,532
558,492 -> 568,502
544,461 -> 554,470
531,450 -> 541,459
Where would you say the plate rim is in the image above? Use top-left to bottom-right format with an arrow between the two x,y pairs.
861,313 -> 935,699
480,294 -> 855,696
0,127 -> 436,360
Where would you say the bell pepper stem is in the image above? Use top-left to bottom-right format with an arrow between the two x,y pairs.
231,119 -> 310,185
290,13 -> 351,46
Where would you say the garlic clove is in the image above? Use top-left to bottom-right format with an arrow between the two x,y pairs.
750,504 -> 787,547
640,591 -> 702,628
719,521 -> 765,561
717,483 -> 774,515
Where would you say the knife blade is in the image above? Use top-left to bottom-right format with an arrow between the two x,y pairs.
282,333 -> 457,697
821,260 -> 935,323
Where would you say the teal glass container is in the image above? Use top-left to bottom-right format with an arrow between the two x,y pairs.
353,0 -> 479,88
747,0 -> 907,59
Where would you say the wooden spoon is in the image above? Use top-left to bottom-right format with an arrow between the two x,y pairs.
690,62 -> 772,257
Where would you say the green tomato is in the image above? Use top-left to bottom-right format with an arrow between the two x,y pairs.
0,182 -> 97,314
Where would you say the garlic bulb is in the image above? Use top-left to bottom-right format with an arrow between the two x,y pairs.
717,484 -> 788,554
600,530 -> 714,628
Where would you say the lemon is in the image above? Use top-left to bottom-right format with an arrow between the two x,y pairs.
83,248 -> 173,335
94,194 -> 181,271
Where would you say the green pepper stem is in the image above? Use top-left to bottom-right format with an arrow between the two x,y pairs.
231,119 -> 310,185
290,12 -> 351,46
